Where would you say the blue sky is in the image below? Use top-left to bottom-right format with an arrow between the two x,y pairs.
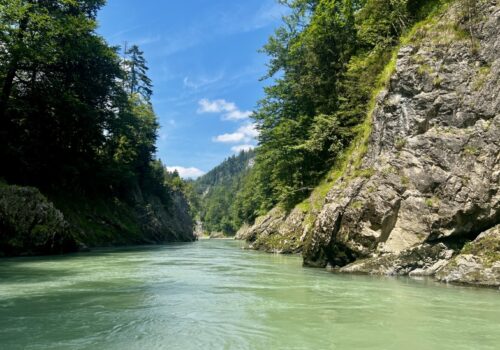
97,0 -> 287,178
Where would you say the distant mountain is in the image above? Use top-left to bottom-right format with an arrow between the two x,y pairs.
193,150 -> 255,235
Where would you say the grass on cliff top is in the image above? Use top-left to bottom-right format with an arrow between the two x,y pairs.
403,0 -> 477,49
461,231 -> 500,268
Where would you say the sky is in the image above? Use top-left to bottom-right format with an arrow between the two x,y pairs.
97,0 -> 287,178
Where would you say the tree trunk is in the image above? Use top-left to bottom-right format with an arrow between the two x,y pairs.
0,16 -> 29,122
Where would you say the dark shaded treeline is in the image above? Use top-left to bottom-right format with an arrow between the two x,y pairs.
0,0 -> 194,255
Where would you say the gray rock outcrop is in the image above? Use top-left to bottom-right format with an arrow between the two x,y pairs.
139,191 -> 196,243
0,184 -> 78,256
304,1 -> 499,268
436,225 -> 500,287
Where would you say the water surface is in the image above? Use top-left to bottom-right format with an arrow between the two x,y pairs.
0,240 -> 499,349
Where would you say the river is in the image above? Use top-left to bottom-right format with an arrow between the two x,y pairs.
0,240 -> 499,349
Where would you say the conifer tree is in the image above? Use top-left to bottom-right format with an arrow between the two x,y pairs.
124,45 -> 153,101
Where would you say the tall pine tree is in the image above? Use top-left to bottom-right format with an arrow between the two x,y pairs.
124,45 -> 153,101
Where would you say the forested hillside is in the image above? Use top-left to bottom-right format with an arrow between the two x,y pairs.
0,0 -> 195,256
193,150 -> 255,236
198,0 -> 454,232
234,0 -> 455,222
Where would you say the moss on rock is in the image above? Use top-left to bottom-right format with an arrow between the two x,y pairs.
0,185 -> 78,256
436,225 -> 500,287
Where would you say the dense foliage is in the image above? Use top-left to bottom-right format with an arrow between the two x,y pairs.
193,151 -> 255,235
231,0 -> 450,223
0,0 -> 177,204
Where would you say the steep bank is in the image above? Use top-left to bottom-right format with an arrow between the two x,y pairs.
0,1 -> 196,257
0,181 -> 195,257
237,1 -> 499,287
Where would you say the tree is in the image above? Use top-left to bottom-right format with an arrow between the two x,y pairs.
0,0 -> 106,124
0,0 -> 123,186
124,45 -> 153,101
248,0 -> 359,209
0,0 -> 164,198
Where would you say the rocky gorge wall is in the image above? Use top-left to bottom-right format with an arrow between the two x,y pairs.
237,1 -> 500,287
0,181 -> 195,257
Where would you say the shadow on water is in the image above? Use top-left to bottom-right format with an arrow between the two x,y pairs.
0,241 -> 196,265
0,265 -> 76,284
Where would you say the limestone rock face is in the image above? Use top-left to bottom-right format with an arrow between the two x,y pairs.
0,183 -> 195,256
339,243 -> 454,276
304,2 -> 500,269
209,232 -> 226,239
238,2 -> 500,286
0,185 -> 78,256
139,191 -> 196,243
235,207 -> 286,242
236,206 -> 311,253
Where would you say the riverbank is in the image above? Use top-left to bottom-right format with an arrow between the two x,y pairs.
0,181 -> 196,257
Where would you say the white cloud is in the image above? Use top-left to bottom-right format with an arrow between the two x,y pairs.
237,123 -> 259,138
166,166 -> 205,179
197,98 -> 252,120
198,98 -> 234,113
213,123 -> 260,144
225,109 -> 253,120
231,144 -> 255,153
214,132 -> 246,143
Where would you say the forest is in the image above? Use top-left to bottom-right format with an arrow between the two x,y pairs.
1,0 -> 161,192
0,0 -> 193,254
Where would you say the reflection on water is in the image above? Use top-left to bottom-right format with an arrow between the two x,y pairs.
1,240 -> 499,350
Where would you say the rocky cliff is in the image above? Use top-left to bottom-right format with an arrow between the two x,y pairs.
237,1 -> 500,287
0,184 -> 78,256
0,181 -> 195,256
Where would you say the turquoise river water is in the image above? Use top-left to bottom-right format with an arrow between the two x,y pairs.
0,240 -> 499,350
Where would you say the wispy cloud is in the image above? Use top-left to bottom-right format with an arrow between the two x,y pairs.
183,73 -> 224,90
134,1 -> 286,59
248,1 -> 288,31
214,1 -> 287,35
198,98 -> 252,120
107,24 -> 150,41
167,166 -> 205,179
134,34 -> 162,46
213,123 -> 259,144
